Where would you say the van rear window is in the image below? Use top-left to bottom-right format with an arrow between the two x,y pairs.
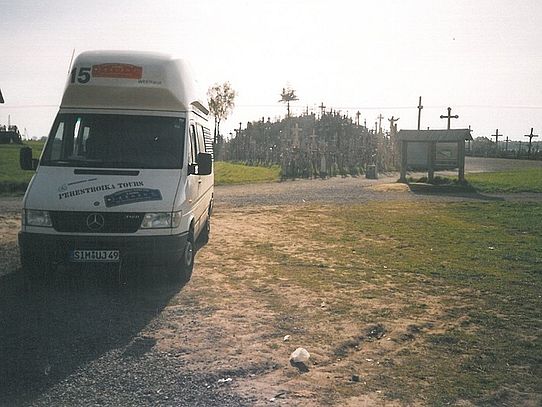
41,114 -> 185,169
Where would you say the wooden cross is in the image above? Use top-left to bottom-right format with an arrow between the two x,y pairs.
440,107 -> 459,130
491,129 -> 502,148
319,102 -> 326,116
524,128 -> 539,156
377,114 -> 384,134
417,96 -> 423,130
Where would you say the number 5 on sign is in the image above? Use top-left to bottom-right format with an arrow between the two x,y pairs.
70,67 -> 91,84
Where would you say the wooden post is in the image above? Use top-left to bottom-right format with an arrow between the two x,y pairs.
428,142 -> 436,183
417,96 -> 423,130
400,140 -> 408,182
458,139 -> 466,183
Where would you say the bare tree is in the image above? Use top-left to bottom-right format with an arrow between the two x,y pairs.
207,82 -> 236,145
279,86 -> 298,117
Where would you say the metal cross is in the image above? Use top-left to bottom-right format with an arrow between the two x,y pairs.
440,107 -> 459,130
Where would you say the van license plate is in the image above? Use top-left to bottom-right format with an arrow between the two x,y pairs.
70,250 -> 120,262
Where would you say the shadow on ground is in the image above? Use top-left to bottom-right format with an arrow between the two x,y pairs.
407,182 -> 505,201
0,268 -> 182,406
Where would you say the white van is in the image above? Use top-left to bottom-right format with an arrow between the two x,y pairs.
19,50 -> 213,284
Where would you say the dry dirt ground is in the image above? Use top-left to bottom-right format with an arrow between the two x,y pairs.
0,159 -> 540,406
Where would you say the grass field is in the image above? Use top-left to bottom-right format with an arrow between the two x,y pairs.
214,161 -> 280,185
467,167 -> 542,192
203,201 -> 542,405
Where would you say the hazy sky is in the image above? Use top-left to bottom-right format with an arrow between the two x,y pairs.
1,0 -> 542,141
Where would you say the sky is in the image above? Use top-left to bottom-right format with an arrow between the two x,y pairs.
1,0 -> 542,141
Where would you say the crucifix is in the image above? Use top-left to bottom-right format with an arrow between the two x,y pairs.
388,116 -> 400,137
491,129 -> 502,149
524,128 -> 539,157
417,96 -> 423,130
319,102 -> 326,116
440,107 -> 459,130
377,114 -> 384,134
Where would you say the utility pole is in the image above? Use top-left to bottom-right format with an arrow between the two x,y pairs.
440,107 -> 459,130
491,129 -> 502,150
417,96 -> 423,130
524,128 -> 539,157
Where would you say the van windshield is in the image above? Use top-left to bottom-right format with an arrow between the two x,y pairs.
41,114 -> 185,169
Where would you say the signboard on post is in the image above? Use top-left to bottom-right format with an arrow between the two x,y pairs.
398,129 -> 472,182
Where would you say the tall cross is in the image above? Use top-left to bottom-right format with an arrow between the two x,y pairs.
524,128 -> 539,157
440,107 -> 459,130
319,102 -> 326,116
417,96 -> 423,130
491,129 -> 502,148
377,114 -> 384,134
356,111 -> 361,126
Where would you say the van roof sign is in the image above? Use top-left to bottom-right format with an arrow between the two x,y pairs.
92,63 -> 143,80
61,50 -> 208,114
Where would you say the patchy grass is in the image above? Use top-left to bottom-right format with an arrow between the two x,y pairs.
197,201 -> 542,406
467,167 -> 542,192
0,141 -> 44,194
214,161 -> 280,185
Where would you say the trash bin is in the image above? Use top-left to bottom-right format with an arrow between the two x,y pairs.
366,165 -> 377,179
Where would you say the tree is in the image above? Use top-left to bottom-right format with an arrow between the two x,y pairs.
207,82 -> 236,145
279,86 -> 298,118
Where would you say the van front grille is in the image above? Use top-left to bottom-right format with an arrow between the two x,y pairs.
51,211 -> 144,233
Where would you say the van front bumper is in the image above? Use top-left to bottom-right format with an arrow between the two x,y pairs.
18,231 -> 188,266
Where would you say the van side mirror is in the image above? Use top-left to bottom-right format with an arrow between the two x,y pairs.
20,147 -> 38,171
197,152 -> 212,175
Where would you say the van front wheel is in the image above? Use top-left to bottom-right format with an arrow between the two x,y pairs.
169,232 -> 194,283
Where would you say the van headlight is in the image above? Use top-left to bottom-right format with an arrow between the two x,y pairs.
141,211 -> 182,229
24,209 -> 52,227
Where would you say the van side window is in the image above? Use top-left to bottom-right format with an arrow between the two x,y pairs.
189,124 -> 198,164
202,126 -> 213,157
196,125 -> 205,154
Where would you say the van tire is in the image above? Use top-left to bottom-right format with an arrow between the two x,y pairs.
169,230 -> 194,283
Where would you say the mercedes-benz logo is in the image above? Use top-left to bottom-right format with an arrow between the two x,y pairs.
86,213 -> 105,231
